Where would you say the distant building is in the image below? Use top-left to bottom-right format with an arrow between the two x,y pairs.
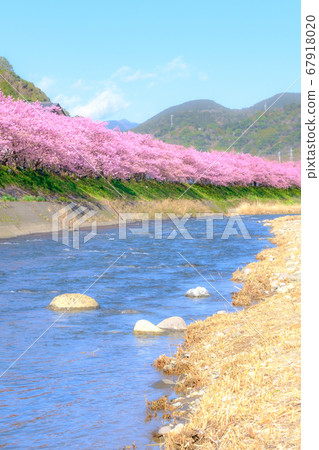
40,102 -> 67,116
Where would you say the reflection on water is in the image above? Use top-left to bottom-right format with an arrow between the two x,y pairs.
0,215 -> 278,448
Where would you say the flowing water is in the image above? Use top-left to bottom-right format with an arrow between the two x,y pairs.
0,215 -> 278,448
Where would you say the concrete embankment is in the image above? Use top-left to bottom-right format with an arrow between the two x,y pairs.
153,215 -> 301,449
0,201 -> 117,239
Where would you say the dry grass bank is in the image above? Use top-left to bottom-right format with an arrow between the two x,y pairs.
229,201 -> 301,215
106,199 -> 216,216
153,215 -> 301,449
104,198 -> 301,217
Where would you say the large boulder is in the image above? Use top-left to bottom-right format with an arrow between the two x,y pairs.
48,293 -> 100,311
185,286 -> 209,298
157,316 -> 187,331
133,320 -> 165,335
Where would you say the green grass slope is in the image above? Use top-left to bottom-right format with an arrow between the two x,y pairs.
0,166 -> 301,213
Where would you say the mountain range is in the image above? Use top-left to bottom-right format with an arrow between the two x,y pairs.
105,119 -> 139,131
133,94 -> 301,160
0,57 -> 300,161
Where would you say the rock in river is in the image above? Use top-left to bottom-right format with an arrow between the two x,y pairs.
48,293 -> 100,311
157,425 -> 171,436
185,286 -> 209,298
157,316 -> 187,331
133,320 -> 165,335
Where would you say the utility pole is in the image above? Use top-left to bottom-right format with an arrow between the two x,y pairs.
290,147 -> 293,161
278,151 -> 281,163
170,114 -> 174,128
264,103 -> 267,112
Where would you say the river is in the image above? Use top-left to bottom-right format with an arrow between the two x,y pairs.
0,215 -> 278,448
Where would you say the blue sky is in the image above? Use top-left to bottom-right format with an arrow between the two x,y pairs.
1,0 -> 300,122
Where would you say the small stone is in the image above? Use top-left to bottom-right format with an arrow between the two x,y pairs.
158,425 -> 171,436
151,379 -> 175,389
157,316 -> 187,331
162,378 -> 175,385
185,286 -> 209,298
133,320 -> 165,335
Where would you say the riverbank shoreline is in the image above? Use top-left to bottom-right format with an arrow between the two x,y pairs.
153,215 -> 301,448
0,201 -> 118,240
0,198 -> 300,240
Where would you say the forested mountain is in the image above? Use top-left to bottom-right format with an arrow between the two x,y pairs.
133,94 -> 301,160
0,57 -> 50,102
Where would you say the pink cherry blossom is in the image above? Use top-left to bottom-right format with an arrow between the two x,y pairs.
0,92 -> 300,188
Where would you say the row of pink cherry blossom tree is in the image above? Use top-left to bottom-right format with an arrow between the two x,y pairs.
0,92 -> 300,188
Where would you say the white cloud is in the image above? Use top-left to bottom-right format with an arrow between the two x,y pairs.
70,87 -> 130,119
37,76 -> 55,91
72,79 -> 92,91
162,56 -> 189,78
53,94 -> 81,108
112,57 -> 189,85
112,66 -> 156,83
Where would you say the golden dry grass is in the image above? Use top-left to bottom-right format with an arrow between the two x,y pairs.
229,201 -> 301,215
103,198 -> 301,217
107,198 -> 215,217
146,395 -> 171,412
153,215 -> 300,449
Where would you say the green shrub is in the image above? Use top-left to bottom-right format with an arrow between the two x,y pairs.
57,196 -> 68,202
22,195 -> 36,201
21,195 -> 46,202
1,194 -> 18,201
